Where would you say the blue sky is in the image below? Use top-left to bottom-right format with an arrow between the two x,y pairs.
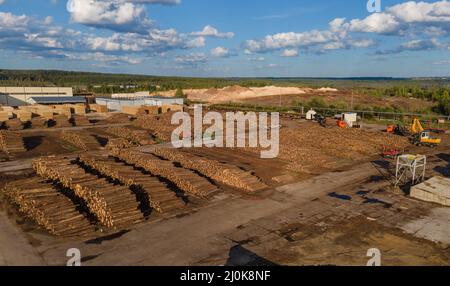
0,0 -> 449,77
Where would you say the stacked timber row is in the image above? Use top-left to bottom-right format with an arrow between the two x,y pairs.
106,126 -> 154,145
30,117 -> 48,129
78,155 -> 185,213
5,118 -> 23,131
105,138 -> 136,151
71,115 -> 91,126
33,157 -> 144,228
52,115 -> 72,128
111,149 -> 218,198
61,131 -> 99,151
3,178 -> 95,237
0,130 -> 26,154
151,148 -> 267,192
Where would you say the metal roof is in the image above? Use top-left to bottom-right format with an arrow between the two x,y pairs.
27,96 -> 86,104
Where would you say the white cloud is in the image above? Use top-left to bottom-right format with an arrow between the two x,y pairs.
211,46 -> 229,57
349,13 -> 400,34
0,0 -> 5,5
175,53 -> 208,65
281,49 -> 298,57
67,0 -> 153,33
190,25 -> 234,38
244,1 -> 450,55
64,51 -> 143,65
376,38 -> 445,54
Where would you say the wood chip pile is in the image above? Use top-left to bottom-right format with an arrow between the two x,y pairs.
3,177 -> 95,237
111,149 -> 218,198
61,131 -> 99,151
5,118 -> 23,131
151,148 -> 267,192
106,126 -> 154,145
79,155 -> 185,213
33,157 -> 144,228
0,130 -> 26,154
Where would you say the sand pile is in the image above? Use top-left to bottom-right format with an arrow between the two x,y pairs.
185,86 -> 308,103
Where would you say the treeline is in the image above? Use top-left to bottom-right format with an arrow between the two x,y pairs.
1,69 -> 449,115
362,86 -> 450,115
0,69 -> 273,90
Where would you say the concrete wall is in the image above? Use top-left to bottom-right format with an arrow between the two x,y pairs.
0,87 -> 73,106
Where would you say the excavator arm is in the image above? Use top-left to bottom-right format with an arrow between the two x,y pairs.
411,118 -> 424,134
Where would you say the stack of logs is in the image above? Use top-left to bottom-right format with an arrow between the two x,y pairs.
33,157 -> 144,228
132,114 -> 174,141
79,155 -> 185,213
106,126 -> 154,145
30,117 -> 48,129
0,130 -> 26,154
61,131 -> 99,151
3,177 -> 95,236
111,149 -> 218,198
5,118 -> 23,131
105,138 -> 136,151
52,115 -> 72,128
106,113 -> 131,124
71,115 -> 91,126
151,148 -> 267,192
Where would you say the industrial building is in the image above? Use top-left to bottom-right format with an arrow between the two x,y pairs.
27,96 -> 86,105
95,97 -> 184,112
0,87 -> 73,106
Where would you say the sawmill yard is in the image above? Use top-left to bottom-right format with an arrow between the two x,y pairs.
0,106 -> 449,266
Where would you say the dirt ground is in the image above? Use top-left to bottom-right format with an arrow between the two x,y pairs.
238,90 -> 434,112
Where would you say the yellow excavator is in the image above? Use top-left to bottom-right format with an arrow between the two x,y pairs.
389,118 -> 441,147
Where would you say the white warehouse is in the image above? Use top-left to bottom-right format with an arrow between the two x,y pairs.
0,87 -> 73,106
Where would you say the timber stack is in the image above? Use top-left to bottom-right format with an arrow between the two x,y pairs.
3,177 -> 96,237
32,157 -> 144,228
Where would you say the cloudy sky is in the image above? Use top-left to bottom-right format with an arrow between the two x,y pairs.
0,0 -> 449,77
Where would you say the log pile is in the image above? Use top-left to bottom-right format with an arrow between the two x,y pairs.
61,131 -> 99,151
0,130 -> 26,154
5,118 -> 24,131
3,177 -> 95,237
106,126 -> 154,145
151,148 -> 267,192
30,117 -> 48,129
79,155 -> 185,213
247,125 -> 410,173
33,157 -> 144,228
106,113 -> 131,123
111,149 -> 218,198
105,138 -> 136,151
132,114 -> 175,141
71,115 -> 91,126
52,115 -> 72,128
